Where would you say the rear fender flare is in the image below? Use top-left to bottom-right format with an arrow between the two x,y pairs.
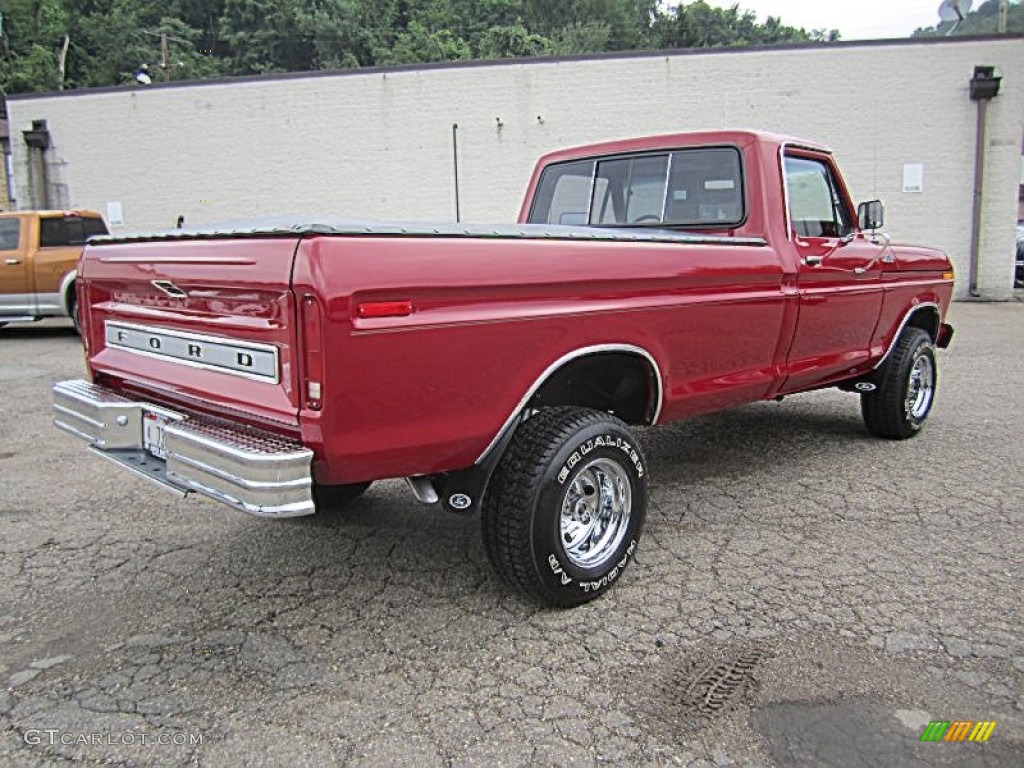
476,343 -> 663,464
59,269 -> 78,316
440,344 -> 663,515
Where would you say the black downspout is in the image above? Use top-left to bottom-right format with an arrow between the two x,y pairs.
452,123 -> 461,223
967,66 -> 1002,298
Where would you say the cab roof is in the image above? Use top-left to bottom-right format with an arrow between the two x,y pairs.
534,129 -> 831,167
0,209 -> 104,218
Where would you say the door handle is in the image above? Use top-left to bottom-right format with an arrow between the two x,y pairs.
4,258 -> 21,265
803,255 -> 823,267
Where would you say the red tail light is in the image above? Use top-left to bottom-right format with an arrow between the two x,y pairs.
357,300 -> 413,319
301,294 -> 324,410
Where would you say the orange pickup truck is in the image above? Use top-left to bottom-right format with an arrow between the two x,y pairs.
0,210 -> 108,331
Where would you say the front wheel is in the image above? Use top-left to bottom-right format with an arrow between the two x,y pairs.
482,407 -> 648,608
861,328 -> 937,439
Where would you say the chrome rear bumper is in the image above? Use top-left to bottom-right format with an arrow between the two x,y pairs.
53,379 -> 314,517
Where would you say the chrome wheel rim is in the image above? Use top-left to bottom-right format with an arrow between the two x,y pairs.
905,353 -> 935,421
559,458 -> 632,569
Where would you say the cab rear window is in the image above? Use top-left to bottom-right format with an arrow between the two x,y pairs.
528,147 -> 745,229
39,216 -> 109,247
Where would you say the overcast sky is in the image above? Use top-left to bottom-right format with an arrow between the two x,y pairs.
712,0 -> 959,40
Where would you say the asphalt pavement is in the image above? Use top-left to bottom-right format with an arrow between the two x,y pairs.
1,302 -> 1021,767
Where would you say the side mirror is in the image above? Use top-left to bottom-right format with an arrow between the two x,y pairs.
857,200 -> 884,231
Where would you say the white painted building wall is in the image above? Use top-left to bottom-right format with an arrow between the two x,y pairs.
7,36 -> 1024,298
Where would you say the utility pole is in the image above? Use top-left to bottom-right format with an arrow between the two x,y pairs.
161,33 -> 169,82
998,0 -> 1009,33
140,30 -> 188,82
57,35 -> 69,90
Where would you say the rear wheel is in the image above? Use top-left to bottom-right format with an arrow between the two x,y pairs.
69,293 -> 82,335
482,407 -> 648,608
861,328 -> 936,439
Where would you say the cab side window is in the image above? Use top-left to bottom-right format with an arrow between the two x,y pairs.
82,217 -> 109,239
40,217 -> 88,247
0,219 -> 20,251
784,156 -> 852,238
39,216 -> 107,247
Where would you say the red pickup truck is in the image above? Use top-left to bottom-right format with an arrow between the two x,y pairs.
53,130 -> 954,607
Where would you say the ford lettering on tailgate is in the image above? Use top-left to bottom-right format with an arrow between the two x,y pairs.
105,321 -> 279,383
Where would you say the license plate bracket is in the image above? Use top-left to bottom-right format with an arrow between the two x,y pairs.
143,411 -> 176,460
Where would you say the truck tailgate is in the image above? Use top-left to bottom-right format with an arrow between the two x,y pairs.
79,237 -> 302,429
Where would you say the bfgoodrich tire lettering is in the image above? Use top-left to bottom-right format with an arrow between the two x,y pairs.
861,327 -> 937,439
482,407 -> 648,607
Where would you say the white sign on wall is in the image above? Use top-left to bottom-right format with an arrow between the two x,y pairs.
106,201 -> 124,227
902,164 -> 924,194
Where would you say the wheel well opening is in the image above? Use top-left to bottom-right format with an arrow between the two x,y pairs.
63,280 -> 76,313
905,307 -> 940,341
527,352 -> 658,425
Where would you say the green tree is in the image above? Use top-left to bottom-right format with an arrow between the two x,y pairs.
550,20 -> 612,55
651,2 -> 834,48
220,0 -> 313,74
374,21 -> 471,64
477,22 -> 551,59
0,0 -> 844,94
0,0 -> 69,91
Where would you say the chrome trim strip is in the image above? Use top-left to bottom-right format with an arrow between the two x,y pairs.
779,143 -> 794,243
475,343 -> 664,464
105,320 -> 280,384
659,152 -> 674,222
98,255 -> 257,265
585,161 -> 598,225
872,302 -> 940,369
